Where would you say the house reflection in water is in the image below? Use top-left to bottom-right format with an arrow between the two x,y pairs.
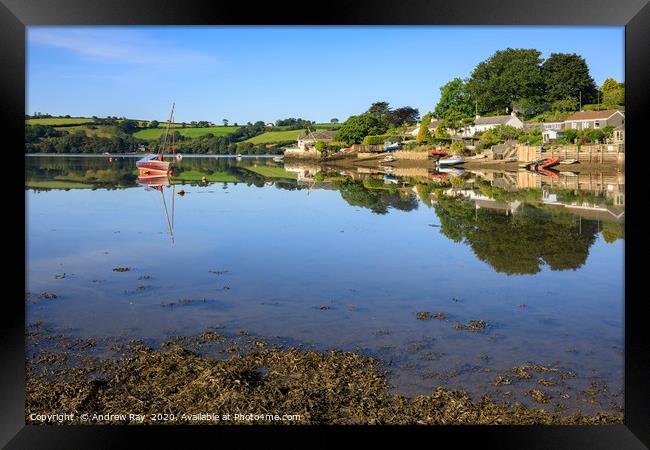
284,163 -> 320,183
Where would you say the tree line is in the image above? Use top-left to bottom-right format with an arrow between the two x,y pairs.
433,49 -> 624,131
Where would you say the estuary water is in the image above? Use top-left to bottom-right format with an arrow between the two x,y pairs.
26,155 -> 625,413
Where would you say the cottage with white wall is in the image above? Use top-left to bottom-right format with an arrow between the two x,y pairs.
408,118 -> 440,137
464,112 -> 524,137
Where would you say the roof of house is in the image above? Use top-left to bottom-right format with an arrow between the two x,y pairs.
565,109 -> 623,121
475,115 -> 516,125
298,130 -> 338,141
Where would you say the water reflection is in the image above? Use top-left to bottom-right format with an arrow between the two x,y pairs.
26,155 -> 624,275
25,155 -> 625,410
136,175 -> 176,243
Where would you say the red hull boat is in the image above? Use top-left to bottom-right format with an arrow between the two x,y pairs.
137,103 -> 176,177
528,156 -> 560,171
136,154 -> 172,176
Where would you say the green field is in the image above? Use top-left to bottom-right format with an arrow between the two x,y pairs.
134,126 -> 239,140
244,165 -> 297,179
244,129 -> 305,144
314,123 -> 341,130
27,117 -> 95,126
25,180 -> 95,189
172,170 -> 239,182
54,125 -> 118,138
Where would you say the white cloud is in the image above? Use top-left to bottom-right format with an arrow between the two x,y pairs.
28,27 -> 216,66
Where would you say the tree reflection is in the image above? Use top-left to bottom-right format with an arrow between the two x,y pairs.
334,178 -> 418,215
433,194 -> 599,274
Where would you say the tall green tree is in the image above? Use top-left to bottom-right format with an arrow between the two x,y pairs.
387,107 -> 420,127
416,114 -> 432,143
367,101 -> 391,121
542,53 -> 597,106
433,77 -> 474,119
334,113 -> 388,145
600,78 -> 625,105
465,48 -> 544,116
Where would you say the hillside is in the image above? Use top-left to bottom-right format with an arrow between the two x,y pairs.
133,126 -> 239,140
244,124 -> 339,144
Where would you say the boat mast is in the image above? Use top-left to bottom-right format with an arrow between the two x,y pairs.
158,102 -> 176,159
170,104 -> 175,155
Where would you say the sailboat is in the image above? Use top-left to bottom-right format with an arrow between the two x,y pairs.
136,103 -> 176,177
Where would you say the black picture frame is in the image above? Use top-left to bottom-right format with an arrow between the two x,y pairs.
3,0 -> 648,447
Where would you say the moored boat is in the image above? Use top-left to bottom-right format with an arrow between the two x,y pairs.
136,103 -> 176,176
526,156 -> 560,171
136,154 -> 172,176
437,155 -> 465,166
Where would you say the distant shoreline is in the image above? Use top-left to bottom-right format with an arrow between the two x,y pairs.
25,153 -> 283,158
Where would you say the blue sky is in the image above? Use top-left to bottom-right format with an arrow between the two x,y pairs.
27,26 -> 624,124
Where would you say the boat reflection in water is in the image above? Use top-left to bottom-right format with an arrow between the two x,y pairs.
136,175 -> 176,243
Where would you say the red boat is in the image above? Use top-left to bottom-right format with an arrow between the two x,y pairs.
529,156 -> 560,171
429,150 -> 449,157
136,103 -> 176,176
136,154 -> 172,176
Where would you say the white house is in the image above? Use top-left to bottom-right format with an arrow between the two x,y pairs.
408,118 -> 440,137
542,128 -> 565,143
296,130 -> 338,151
462,112 -> 524,137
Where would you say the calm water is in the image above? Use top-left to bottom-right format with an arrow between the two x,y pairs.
26,155 -> 625,412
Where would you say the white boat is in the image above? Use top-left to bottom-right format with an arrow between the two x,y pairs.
437,155 -> 464,166
273,156 -> 283,162
382,155 -> 395,163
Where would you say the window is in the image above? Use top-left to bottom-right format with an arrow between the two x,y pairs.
572,122 -> 577,129
594,121 -> 600,128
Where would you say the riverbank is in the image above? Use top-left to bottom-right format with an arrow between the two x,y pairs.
309,154 -> 624,174
26,323 -> 622,425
